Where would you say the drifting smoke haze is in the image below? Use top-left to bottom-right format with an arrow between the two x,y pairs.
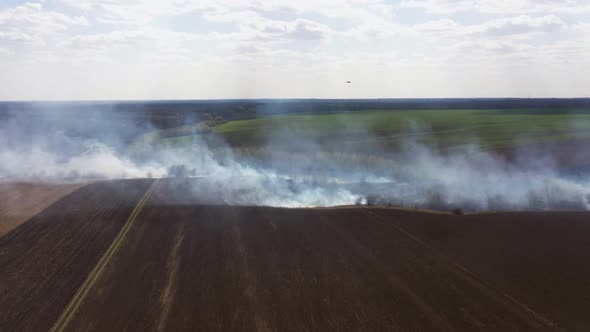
1,102 -> 590,211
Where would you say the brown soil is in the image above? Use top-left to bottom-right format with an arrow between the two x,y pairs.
0,182 -> 85,236
60,179 -> 587,332
378,208 -> 590,332
2,178 -> 590,331
0,179 -> 154,332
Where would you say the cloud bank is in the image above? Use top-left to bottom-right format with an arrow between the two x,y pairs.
0,1 -> 589,99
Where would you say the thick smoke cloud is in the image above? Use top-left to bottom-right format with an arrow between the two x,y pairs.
1,104 -> 589,211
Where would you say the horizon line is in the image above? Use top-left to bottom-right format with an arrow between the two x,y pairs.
2,97 -> 590,103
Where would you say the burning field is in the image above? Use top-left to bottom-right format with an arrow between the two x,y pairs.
1,100 -> 590,331
3,101 -> 590,212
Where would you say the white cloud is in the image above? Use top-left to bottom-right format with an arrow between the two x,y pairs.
287,18 -> 330,40
399,0 -> 590,14
0,2 -> 87,51
475,15 -> 566,36
58,0 -> 164,25
0,31 -> 35,42
195,11 -> 333,54
0,2 -> 88,33
405,15 -> 584,70
58,0 -> 394,26
61,28 -> 196,49
0,0 -> 589,99
415,15 -> 567,38
239,17 -> 331,42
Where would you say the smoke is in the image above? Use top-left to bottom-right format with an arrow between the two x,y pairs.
1,103 -> 590,211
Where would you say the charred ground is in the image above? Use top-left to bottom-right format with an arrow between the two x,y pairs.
1,178 -> 589,331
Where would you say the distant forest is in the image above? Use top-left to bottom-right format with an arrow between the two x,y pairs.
2,98 -> 590,132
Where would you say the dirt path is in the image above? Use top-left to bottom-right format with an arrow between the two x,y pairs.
50,179 -> 160,332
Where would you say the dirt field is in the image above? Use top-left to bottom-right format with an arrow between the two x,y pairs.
0,179 -> 154,332
1,178 -> 590,331
0,182 -> 85,236
56,179 -> 590,331
384,209 -> 590,332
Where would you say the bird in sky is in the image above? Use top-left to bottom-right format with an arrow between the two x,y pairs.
344,81 -> 351,84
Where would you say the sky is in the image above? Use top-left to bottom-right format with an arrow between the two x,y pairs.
1,0 -> 590,100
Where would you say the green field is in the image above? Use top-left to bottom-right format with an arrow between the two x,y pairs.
153,109 -> 590,154
215,109 -> 590,150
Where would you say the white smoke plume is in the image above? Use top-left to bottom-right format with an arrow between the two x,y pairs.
1,103 -> 589,211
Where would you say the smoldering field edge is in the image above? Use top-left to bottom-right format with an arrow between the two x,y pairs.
2,99 -> 590,211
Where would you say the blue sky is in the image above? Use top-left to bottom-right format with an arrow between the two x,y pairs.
1,0 -> 590,100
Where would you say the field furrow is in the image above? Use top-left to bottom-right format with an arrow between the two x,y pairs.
0,179 -> 154,332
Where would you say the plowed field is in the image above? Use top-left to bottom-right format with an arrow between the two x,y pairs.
1,178 -> 590,331
0,182 -> 85,236
0,179 -> 154,331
